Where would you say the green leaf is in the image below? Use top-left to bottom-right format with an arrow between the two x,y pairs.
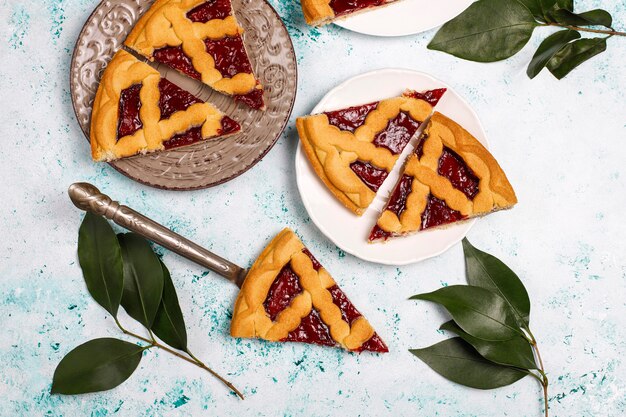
51,338 -> 143,394
410,285 -> 521,341
118,233 -> 164,329
440,320 -> 537,370
77,213 -> 124,317
546,38 -> 607,79
410,338 -> 528,389
538,0 -> 557,16
554,0 -> 573,11
515,0 -> 554,22
151,260 -> 188,352
428,0 -> 537,62
515,0 -> 542,20
550,9 -> 613,27
462,239 -> 531,326
527,29 -> 580,78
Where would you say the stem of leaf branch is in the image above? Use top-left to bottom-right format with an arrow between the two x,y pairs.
114,318 -> 244,399
526,328 -> 548,417
540,23 -> 626,37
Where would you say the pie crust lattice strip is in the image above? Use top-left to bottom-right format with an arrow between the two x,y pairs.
90,50 -> 240,162
369,112 -> 518,242
231,228 -> 388,353
125,0 -> 265,110
296,89 -> 446,215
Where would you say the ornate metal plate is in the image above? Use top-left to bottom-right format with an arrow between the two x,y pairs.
70,0 -> 297,190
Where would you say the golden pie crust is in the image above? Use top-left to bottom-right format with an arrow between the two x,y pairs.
231,228 -> 379,351
374,112 -> 517,236
296,92 -> 433,215
124,0 -> 263,104
301,0 -> 401,26
90,50 -> 236,162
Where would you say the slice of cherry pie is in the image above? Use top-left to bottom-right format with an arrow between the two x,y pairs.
296,89 -> 446,215
125,0 -> 265,110
369,112 -> 517,242
90,50 -> 240,162
301,0 -> 403,26
231,228 -> 388,353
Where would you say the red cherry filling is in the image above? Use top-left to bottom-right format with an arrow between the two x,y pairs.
328,285 -> 388,353
117,84 -> 143,139
283,308 -> 336,347
421,194 -> 465,230
368,225 -> 390,242
350,161 -> 388,192
163,126 -> 202,150
262,249 -> 385,351
186,0 -> 231,22
234,86 -> 265,110
219,116 -> 240,135
263,264 -> 303,321
438,147 -> 479,200
204,36 -> 253,78
354,333 -> 388,353
405,88 -> 447,107
325,102 -> 378,133
328,285 -> 361,325
414,134 -> 427,159
161,116 -> 239,150
372,111 -> 421,155
153,40 -> 264,110
158,78 -> 202,120
302,248 -> 322,271
153,46 -> 202,80
368,174 -> 413,242
329,0 -> 385,17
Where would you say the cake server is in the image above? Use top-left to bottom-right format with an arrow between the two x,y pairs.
68,182 -> 248,287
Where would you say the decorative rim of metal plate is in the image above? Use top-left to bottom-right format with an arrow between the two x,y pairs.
70,0 -> 297,190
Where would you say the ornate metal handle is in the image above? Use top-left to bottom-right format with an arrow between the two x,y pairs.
68,182 -> 247,287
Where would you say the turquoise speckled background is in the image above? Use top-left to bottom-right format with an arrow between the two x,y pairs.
1,0 -> 625,415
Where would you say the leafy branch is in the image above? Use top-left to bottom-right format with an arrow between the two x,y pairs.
51,213 -> 243,399
428,0 -> 624,79
410,239 -> 549,416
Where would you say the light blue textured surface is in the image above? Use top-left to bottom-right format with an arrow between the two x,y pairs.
1,0 -> 625,415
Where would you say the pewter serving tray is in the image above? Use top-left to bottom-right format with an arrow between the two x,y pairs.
70,0 -> 297,189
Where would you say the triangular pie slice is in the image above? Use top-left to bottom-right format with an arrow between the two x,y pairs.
90,50 -> 240,162
302,0 -> 404,26
296,89 -> 446,215
125,0 -> 265,110
369,112 -> 517,242
231,228 -> 388,353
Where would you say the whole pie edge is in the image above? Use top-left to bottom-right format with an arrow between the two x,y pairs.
296,117 -> 368,216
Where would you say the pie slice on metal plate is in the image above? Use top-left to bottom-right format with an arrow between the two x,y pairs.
125,0 -> 265,110
90,50 -> 240,162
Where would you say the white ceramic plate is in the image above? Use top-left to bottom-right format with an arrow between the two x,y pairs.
335,0 -> 473,37
295,68 -> 488,265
